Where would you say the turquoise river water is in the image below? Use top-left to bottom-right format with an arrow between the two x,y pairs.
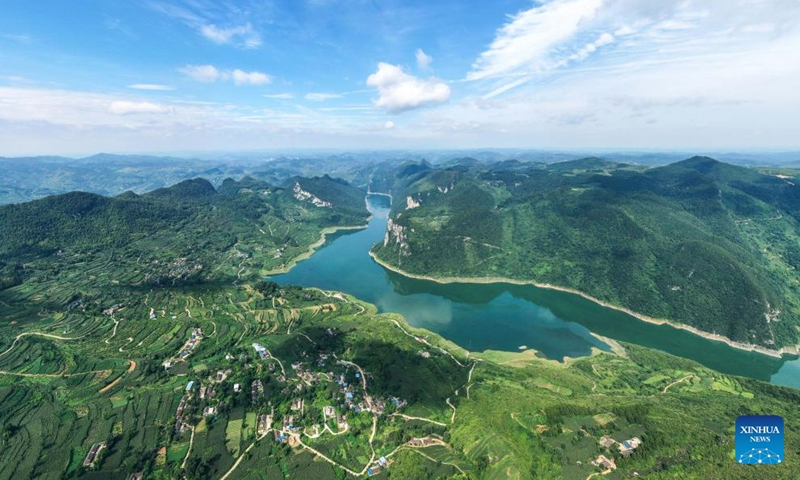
270,195 -> 800,389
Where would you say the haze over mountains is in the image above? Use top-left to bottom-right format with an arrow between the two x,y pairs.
2,150 -> 799,205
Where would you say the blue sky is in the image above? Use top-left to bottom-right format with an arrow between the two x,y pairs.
0,0 -> 798,155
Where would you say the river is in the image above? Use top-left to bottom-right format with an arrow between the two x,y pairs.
270,195 -> 800,389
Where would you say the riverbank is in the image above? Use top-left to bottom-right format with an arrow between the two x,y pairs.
263,222 -> 368,276
368,251 -> 799,359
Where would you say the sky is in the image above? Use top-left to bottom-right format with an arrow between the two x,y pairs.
0,0 -> 798,155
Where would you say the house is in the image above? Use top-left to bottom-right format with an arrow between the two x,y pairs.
323,406 -> 335,418
282,415 -> 295,430
258,414 -> 273,436
291,398 -> 304,412
186,381 -> 194,392
408,437 -> 437,447
234,383 -> 241,393
252,343 -> 269,359
252,380 -> 264,405
216,370 -> 228,382
274,430 -> 287,443
203,406 -> 216,416
619,437 -> 642,456
388,397 -> 407,409
591,455 -> 616,470
598,435 -> 616,448
337,414 -> 348,431
82,442 -> 107,467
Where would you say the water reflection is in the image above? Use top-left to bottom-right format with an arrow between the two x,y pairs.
270,194 -> 799,387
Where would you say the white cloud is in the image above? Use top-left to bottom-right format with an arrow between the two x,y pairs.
180,65 -> 271,86
467,0 -> 604,80
385,120 -> 395,129
108,101 -> 171,115
569,32 -> 615,62
180,64 -> 221,83
366,63 -> 450,113
305,93 -> 343,101
127,84 -> 174,91
415,48 -> 433,70
264,93 -> 295,99
0,33 -> 31,43
231,69 -> 271,85
200,23 -> 262,49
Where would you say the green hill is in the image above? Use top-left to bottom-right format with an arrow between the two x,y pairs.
0,175 -> 369,316
372,157 -> 800,350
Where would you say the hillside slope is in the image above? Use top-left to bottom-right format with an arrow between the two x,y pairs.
0,176 -> 369,316
372,157 -> 800,350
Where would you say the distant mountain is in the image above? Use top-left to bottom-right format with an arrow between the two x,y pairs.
373,157 -> 800,350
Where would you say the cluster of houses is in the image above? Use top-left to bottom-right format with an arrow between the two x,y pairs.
252,343 -> 270,360
178,328 -> 203,360
592,435 -> 644,471
167,337 -> 414,476
174,394 -> 190,433
163,328 -> 204,368
102,304 -> 124,316
599,435 -> 642,457
367,456 -> 390,476
251,380 -> 264,405
292,361 -> 321,386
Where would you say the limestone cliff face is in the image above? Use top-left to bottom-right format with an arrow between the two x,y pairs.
384,218 -> 411,256
293,182 -> 332,208
406,196 -> 421,210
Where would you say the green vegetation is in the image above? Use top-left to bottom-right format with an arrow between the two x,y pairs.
373,157 -> 800,349
3,176 -> 800,479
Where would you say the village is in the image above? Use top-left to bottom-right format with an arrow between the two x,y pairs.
167,332 -> 432,477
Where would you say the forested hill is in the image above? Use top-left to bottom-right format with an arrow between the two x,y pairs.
0,175 -> 368,312
372,156 -> 800,350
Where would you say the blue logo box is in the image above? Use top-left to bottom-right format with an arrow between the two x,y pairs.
736,415 -> 784,464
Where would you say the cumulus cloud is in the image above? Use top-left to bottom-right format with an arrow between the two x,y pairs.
385,120 -> 395,129
180,64 -> 221,83
305,93 -> 343,101
180,65 -> 270,86
200,23 -> 262,49
108,101 -> 171,115
467,0 -> 604,80
231,69 -> 271,85
264,93 -> 294,99
415,48 -> 433,70
127,84 -> 174,91
366,63 -> 450,113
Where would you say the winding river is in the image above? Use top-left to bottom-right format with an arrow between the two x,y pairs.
271,195 -> 800,389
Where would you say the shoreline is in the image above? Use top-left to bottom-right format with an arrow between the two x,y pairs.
262,222 -> 369,277
368,251 -> 799,360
